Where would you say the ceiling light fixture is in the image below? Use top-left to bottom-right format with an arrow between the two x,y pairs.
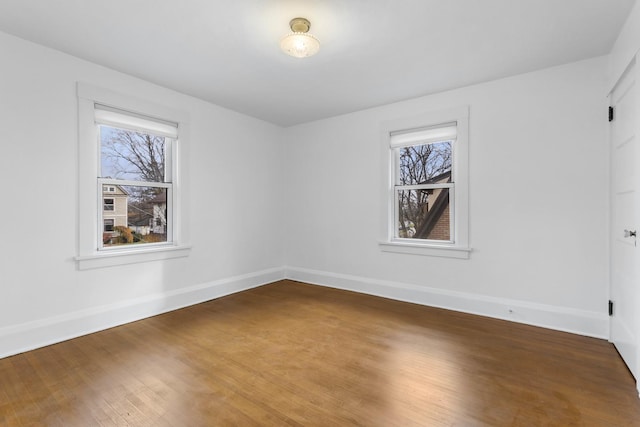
280,17 -> 320,58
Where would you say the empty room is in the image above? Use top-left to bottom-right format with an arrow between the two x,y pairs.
2,0 -> 640,425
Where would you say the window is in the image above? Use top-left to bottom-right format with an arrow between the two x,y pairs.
392,125 -> 455,242
104,219 -> 114,232
103,198 -> 114,211
97,105 -> 175,249
76,83 -> 191,269
379,106 -> 470,258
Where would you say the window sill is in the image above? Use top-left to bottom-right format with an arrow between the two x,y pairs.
76,244 -> 191,270
378,241 -> 471,259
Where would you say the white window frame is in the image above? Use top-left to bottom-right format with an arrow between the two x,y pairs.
76,82 -> 191,270
379,106 -> 471,259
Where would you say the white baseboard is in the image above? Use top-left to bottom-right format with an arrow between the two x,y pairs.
285,266 -> 609,340
1,265 -> 609,360
0,267 -> 285,359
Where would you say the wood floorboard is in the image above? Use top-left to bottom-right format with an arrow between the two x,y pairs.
1,279 -> 639,426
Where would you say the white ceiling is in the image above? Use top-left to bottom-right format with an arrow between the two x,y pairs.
0,0 -> 635,126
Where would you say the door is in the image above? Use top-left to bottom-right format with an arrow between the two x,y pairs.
610,58 -> 640,385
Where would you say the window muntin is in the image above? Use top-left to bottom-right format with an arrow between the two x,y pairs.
391,124 -> 457,243
96,106 -> 176,251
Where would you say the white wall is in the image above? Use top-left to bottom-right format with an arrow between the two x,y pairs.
0,31 -> 285,357
284,56 -> 610,337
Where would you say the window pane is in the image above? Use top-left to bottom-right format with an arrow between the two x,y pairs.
102,185 -> 168,247
397,188 -> 451,241
100,125 -> 169,182
398,141 -> 452,185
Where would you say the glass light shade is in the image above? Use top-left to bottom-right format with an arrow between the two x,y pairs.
280,32 -> 320,58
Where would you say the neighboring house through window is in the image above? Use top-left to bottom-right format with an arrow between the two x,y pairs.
102,185 -> 129,245
149,192 -> 168,234
379,106 -> 471,259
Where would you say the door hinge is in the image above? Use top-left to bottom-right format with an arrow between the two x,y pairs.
609,300 -> 614,316
609,106 -> 614,122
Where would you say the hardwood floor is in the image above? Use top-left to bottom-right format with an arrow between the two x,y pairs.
1,280 -> 639,426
